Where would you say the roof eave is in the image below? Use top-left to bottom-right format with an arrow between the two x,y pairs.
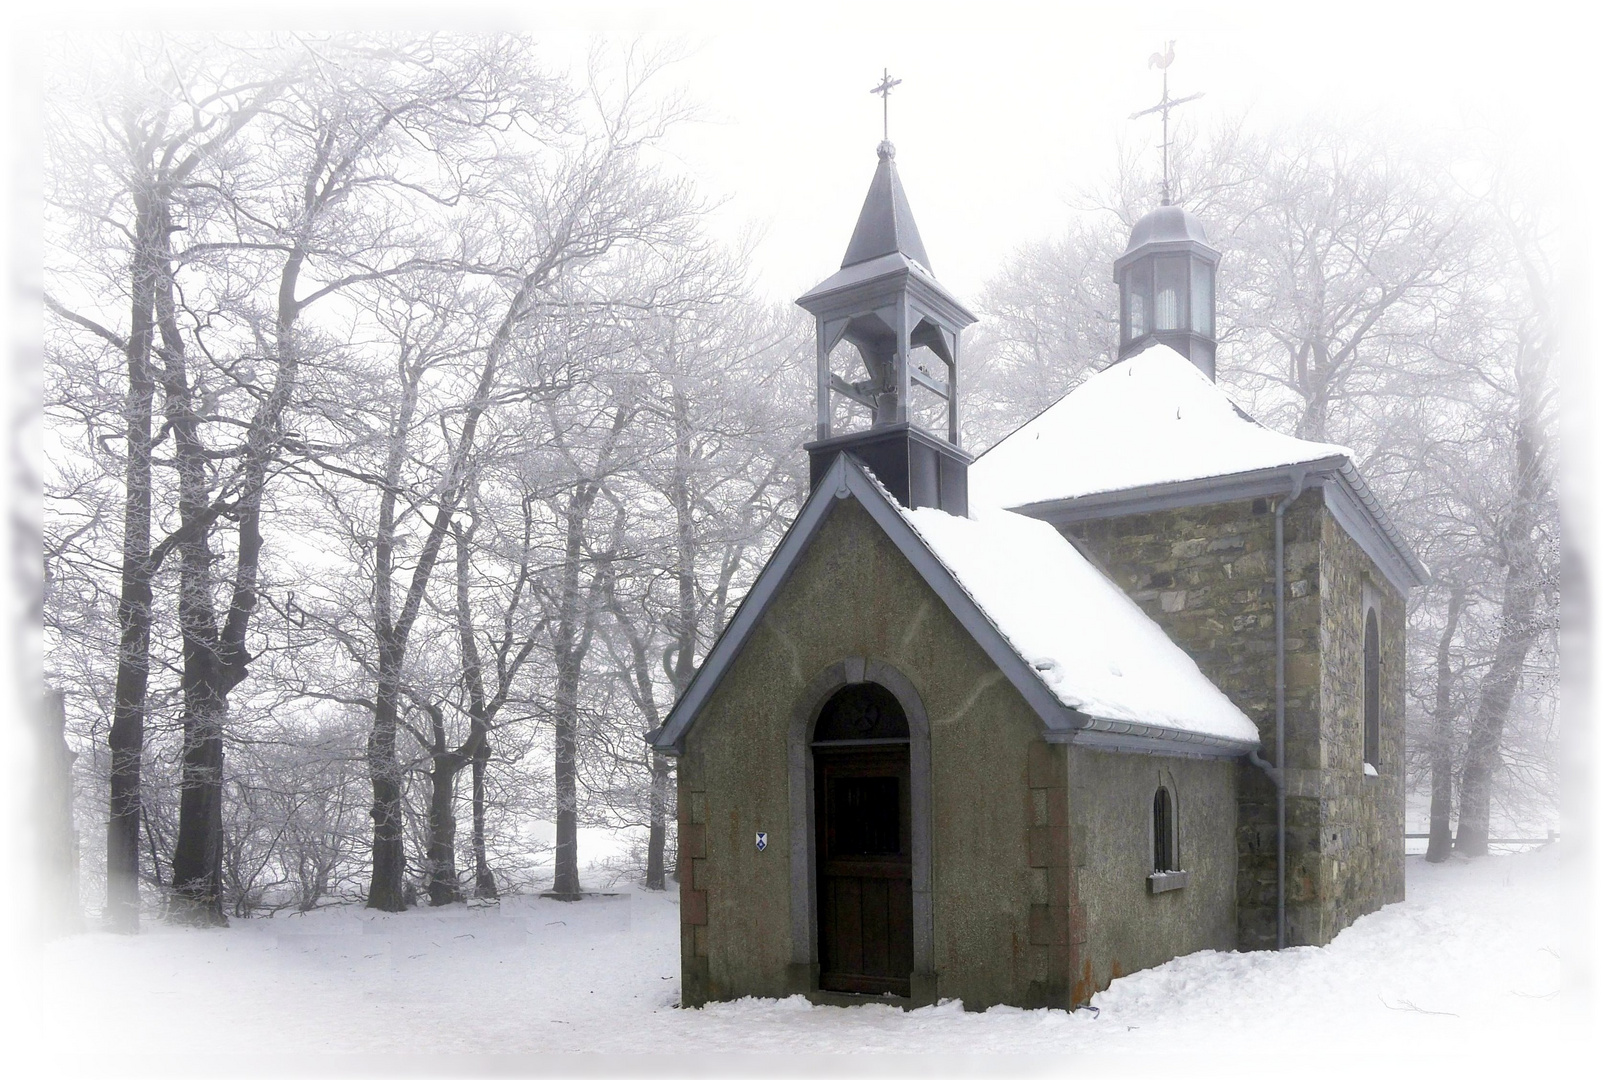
1047,715 -> 1259,759
1003,456 -> 1429,594
797,256 -> 978,327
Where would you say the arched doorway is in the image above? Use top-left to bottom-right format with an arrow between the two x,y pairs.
811,682 -> 913,996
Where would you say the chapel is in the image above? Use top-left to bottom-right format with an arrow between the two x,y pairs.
648,136 -> 1427,1011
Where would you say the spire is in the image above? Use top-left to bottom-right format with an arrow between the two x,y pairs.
840,141 -> 932,272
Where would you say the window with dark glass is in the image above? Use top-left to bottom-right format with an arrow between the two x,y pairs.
1191,258 -> 1214,337
1363,609 -> 1381,769
1124,261 -> 1151,341
1153,787 -> 1175,873
1153,256 -> 1187,331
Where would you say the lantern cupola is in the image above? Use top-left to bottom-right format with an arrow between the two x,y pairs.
1113,203 -> 1221,378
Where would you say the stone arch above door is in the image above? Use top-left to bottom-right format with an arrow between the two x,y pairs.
787,657 -> 934,1001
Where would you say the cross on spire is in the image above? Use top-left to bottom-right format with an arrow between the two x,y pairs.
1129,42 -> 1204,205
870,68 -> 902,144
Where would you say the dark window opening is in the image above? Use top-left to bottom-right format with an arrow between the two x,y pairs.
1190,257 -> 1215,337
1363,608 -> 1381,769
827,776 -> 902,856
813,682 -> 910,742
1153,787 -> 1175,873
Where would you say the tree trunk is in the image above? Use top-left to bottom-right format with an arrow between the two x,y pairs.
1455,560 -> 1541,855
365,360 -> 425,913
549,485 -> 602,901
471,737 -> 497,899
365,270 -> 529,910
551,656 -> 583,900
106,191 -> 160,933
424,755 -> 466,906
1457,408 -> 1546,856
367,682 -> 409,911
169,695 -> 227,924
645,752 -> 670,890
648,380 -> 698,891
158,233 -> 229,927
40,690 -> 82,934
1425,586 -> 1466,862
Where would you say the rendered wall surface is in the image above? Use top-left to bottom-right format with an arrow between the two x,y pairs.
676,497 -> 1051,1009
1067,748 -> 1238,997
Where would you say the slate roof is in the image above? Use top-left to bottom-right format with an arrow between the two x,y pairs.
840,141 -> 931,272
649,453 -> 1261,759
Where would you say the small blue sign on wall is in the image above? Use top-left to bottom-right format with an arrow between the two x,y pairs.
755,831 -> 768,852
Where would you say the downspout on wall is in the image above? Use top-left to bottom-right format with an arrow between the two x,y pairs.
1249,467 -> 1306,952
1270,469 -> 1306,950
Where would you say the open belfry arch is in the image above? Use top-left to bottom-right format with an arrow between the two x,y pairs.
651,60 -> 1423,1012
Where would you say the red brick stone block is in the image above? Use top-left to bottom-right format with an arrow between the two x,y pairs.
683,887 -> 708,926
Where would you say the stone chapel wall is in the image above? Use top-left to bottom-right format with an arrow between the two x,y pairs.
1313,510 -> 1408,937
1064,496 -> 1324,949
1065,490 -> 1408,949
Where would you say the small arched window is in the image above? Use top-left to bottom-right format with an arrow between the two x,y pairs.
1153,787 -> 1175,873
1363,608 -> 1381,770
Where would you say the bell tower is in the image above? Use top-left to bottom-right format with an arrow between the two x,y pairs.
798,137 -> 977,514
1116,41 -> 1222,378
1113,205 -> 1221,377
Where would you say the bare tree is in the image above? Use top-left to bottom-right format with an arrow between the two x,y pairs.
962,224 -> 1122,449
1452,201 -> 1558,854
594,298 -> 808,887
44,35 -> 294,929
1424,584 -> 1466,861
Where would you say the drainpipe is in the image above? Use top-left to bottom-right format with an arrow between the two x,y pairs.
1265,468 -> 1306,951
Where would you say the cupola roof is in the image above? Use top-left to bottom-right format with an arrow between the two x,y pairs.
840,141 -> 932,273
1122,203 -> 1212,253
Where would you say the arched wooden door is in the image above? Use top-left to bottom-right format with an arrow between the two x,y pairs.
812,683 -> 913,996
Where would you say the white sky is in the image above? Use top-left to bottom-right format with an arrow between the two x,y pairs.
19,1 -> 1578,307
510,0 -> 1575,305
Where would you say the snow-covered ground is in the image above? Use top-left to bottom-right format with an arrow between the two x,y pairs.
17,847 -> 1570,1076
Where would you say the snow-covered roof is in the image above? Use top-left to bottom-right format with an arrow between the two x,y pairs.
967,343 -> 1429,592
902,504 -> 1260,744
652,453 -> 1260,759
970,344 -> 1352,510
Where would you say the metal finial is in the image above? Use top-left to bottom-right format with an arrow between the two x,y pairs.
871,68 -> 902,144
1130,42 -> 1204,205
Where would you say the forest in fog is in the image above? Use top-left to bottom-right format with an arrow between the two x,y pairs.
40,33 -> 1556,928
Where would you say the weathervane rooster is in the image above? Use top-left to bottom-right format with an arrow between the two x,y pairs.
1131,40 -> 1201,205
